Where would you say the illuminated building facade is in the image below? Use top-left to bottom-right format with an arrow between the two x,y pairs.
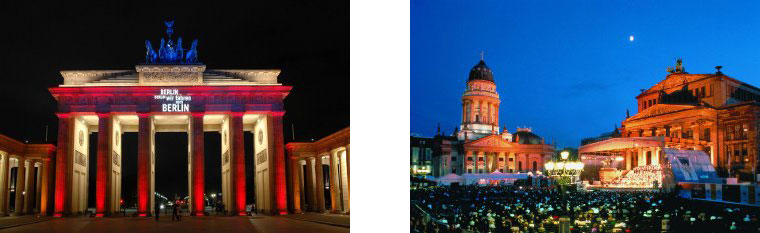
48,22 -> 291,216
410,136 -> 434,176
416,58 -> 555,177
581,60 -> 760,182
0,135 -> 55,216
286,127 -> 349,214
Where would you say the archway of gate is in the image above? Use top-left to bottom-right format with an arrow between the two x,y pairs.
58,113 -> 274,216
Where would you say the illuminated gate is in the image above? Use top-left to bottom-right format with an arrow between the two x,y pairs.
47,21 -> 291,217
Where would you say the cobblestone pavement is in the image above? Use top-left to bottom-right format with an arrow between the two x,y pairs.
0,214 -> 349,233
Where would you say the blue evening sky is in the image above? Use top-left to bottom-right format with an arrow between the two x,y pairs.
411,1 -> 760,148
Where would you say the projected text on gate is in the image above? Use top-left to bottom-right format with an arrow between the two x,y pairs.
155,89 -> 192,112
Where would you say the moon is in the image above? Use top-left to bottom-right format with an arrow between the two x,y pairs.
629,35 -> 634,42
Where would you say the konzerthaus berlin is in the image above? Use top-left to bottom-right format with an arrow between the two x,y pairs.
412,58 -> 555,177
581,60 -> 760,182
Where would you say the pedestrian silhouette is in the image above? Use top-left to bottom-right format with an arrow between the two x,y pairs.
173,202 -> 181,221
155,201 -> 160,221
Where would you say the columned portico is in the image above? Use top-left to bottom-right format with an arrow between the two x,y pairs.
286,127 -> 350,214
0,135 -> 55,216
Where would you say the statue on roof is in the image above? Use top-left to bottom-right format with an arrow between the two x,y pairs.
667,58 -> 687,74
185,39 -> 199,63
145,40 -> 158,63
144,20 -> 201,64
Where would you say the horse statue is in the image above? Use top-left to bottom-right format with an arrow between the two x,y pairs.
145,20 -> 200,64
158,38 -> 166,62
145,40 -> 158,63
177,37 -> 184,63
185,39 -> 199,63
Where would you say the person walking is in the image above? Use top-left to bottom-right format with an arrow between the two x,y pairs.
172,202 -> 181,221
155,200 -> 160,221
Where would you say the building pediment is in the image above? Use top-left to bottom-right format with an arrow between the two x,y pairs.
466,135 -> 513,148
627,104 -> 699,121
637,74 -> 713,98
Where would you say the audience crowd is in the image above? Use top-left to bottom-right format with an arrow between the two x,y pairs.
411,185 -> 760,233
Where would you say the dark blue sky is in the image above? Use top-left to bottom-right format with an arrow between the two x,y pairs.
411,1 -> 760,148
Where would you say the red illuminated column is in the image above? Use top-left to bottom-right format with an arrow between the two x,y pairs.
53,113 -> 71,217
95,113 -> 112,216
136,113 -> 152,216
190,113 -> 205,216
269,113 -> 288,215
230,113 -> 246,215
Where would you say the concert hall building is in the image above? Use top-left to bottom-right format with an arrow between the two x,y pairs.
413,58 -> 555,177
581,60 -> 760,183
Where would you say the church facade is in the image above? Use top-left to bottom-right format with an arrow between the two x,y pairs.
581,60 -> 760,182
416,58 -> 555,177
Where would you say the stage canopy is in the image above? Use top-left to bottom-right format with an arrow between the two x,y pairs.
579,136 -> 664,155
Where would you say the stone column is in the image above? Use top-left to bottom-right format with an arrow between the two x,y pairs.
330,150 -> 345,213
462,103 -> 466,123
14,157 -> 26,215
230,113 -> 246,215
484,151 -> 489,173
346,145 -> 350,196
136,113 -> 152,216
494,104 -> 498,125
54,113 -> 72,216
40,159 -> 50,216
0,153 -> 9,216
95,113 -> 112,216
464,151 -> 472,173
34,161 -> 41,213
5,158 -> 11,215
23,160 -> 33,214
328,152 -> 337,212
514,153 -> 520,173
305,158 -> 316,211
625,150 -> 631,170
190,113 -> 205,216
315,155 -> 325,212
269,113 -> 288,215
290,158 -> 302,213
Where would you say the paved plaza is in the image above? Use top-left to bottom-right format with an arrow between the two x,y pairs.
0,214 -> 349,233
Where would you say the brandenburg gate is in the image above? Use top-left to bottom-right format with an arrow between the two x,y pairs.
48,22 -> 291,217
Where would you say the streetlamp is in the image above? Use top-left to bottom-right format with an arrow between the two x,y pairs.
544,150 -> 584,233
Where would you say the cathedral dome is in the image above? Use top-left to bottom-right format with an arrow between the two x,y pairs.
468,60 -> 494,83
513,131 -> 543,145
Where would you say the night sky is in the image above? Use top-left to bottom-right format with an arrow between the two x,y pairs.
0,2 -> 347,206
412,1 -> 760,148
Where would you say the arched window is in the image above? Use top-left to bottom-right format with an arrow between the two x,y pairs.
532,161 -> 537,172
